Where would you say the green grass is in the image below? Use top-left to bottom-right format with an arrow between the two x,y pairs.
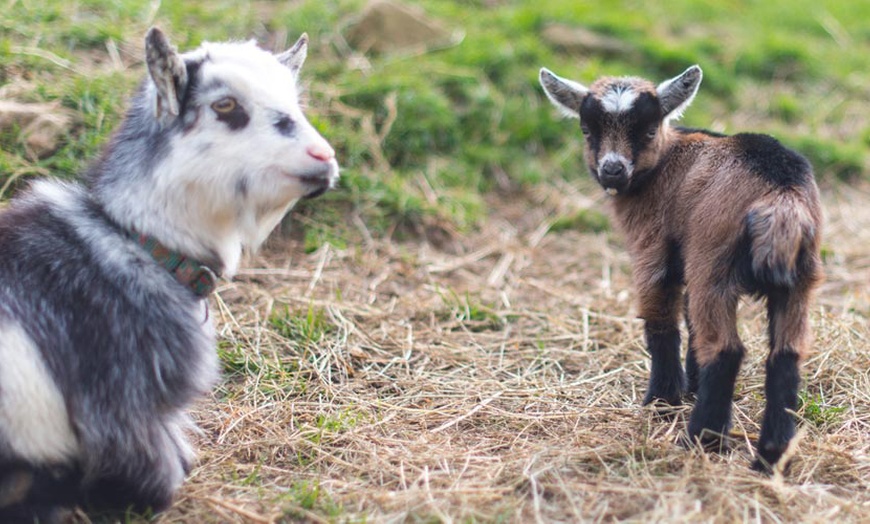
799,389 -> 847,428
2,0 -> 868,238
269,305 -> 335,346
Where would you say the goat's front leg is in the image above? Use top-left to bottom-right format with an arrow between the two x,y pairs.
637,271 -> 686,407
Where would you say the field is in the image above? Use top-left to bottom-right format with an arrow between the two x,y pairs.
1,0 -> 869,522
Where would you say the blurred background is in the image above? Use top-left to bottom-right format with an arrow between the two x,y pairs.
1,0 -> 868,248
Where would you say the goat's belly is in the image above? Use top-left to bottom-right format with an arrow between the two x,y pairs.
0,320 -> 78,463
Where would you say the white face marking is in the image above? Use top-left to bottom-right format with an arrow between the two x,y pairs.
0,322 -> 79,463
600,86 -> 638,113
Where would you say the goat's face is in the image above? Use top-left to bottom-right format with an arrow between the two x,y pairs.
539,66 -> 702,195
142,28 -> 338,246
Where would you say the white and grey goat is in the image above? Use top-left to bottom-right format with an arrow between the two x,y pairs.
0,27 -> 338,520
540,65 -> 822,472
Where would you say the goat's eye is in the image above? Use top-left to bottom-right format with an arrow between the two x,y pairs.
211,98 -> 237,113
580,125 -> 590,136
646,127 -> 658,138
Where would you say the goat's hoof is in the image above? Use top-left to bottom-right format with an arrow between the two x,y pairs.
642,387 -> 684,407
643,396 -> 685,419
751,443 -> 790,474
683,429 -> 729,453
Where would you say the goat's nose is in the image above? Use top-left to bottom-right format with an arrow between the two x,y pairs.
307,143 -> 335,162
601,161 -> 626,178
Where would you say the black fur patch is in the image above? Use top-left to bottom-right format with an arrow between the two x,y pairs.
687,346 -> 744,450
178,58 -> 204,116
273,112 -> 296,137
752,350 -> 800,472
0,461 -> 81,512
216,103 -> 250,131
84,474 -> 173,516
643,324 -> 685,406
673,126 -> 728,138
733,133 -> 812,188
627,92 -> 662,158
579,96 -> 604,166
664,238 -> 685,286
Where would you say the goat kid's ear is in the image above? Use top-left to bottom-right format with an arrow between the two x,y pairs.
539,67 -> 588,119
277,33 -> 308,75
145,27 -> 188,120
656,65 -> 702,122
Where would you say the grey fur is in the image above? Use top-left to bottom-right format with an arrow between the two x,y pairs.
0,27 -> 338,520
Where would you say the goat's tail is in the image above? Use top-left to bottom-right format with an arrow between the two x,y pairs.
745,190 -> 820,289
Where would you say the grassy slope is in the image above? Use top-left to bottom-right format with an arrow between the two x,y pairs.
2,1 -> 870,522
2,0 -> 869,238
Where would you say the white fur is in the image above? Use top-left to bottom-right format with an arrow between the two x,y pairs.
601,86 -> 638,113
0,322 -> 79,462
539,68 -> 588,119
656,66 -> 702,122
599,151 -> 634,175
101,40 -> 338,277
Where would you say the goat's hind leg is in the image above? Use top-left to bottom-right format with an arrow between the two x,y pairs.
0,461 -> 81,524
84,417 -> 190,517
752,288 -> 810,472
686,288 -> 744,451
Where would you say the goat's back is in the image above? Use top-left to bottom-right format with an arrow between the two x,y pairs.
0,180 -> 218,508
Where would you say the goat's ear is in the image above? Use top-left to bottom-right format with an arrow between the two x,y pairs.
657,65 -> 702,122
277,33 -> 308,75
539,68 -> 588,119
145,27 -> 188,120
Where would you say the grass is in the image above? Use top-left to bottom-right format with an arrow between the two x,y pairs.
3,0 -> 870,238
2,0 -> 870,522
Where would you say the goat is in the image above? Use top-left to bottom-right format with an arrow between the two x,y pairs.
0,27 -> 338,521
539,64 -> 822,471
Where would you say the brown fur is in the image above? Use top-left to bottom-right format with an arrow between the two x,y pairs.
610,129 -> 822,365
540,64 -> 823,470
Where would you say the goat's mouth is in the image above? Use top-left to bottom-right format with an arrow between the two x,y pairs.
597,176 -> 629,195
285,162 -> 339,200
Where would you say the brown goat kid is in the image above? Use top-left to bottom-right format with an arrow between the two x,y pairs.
539,65 -> 822,471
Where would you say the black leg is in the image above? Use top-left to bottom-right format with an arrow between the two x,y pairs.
687,346 -> 744,450
642,323 -> 686,407
0,463 -> 80,524
683,295 -> 699,395
752,350 -> 800,472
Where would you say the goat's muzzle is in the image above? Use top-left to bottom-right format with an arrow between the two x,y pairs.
300,160 -> 339,200
598,160 -> 630,195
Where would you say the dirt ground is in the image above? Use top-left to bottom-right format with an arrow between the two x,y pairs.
152,181 -> 869,523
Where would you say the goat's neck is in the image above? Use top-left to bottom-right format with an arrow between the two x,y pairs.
91,115 -> 242,277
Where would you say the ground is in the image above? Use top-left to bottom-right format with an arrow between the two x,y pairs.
142,183 -> 869,523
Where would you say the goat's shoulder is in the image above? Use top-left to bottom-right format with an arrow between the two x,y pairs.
0,180 -> 216,402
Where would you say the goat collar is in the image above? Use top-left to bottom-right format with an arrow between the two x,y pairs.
134,233 -> 219,298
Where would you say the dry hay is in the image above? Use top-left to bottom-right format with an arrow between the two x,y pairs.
144,182 -> 869,523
